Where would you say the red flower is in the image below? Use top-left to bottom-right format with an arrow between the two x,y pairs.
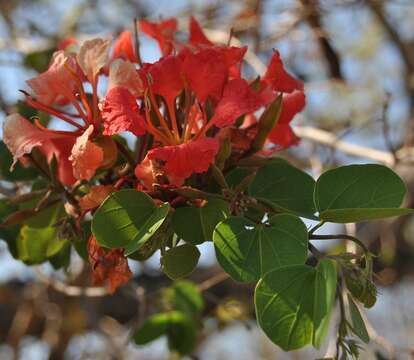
147,55 -> 184,104
112,31 -> 136,62
140,18 -> 177,56
2,114 -> 77,185
102,86 -> 146,136
212,78 -> 272,128
189,17 -> 213,47
88,236 -> 132,294
267,91 -> 306,148
182,48 -> 228,102
147,137 -> 219,185
263,50 -> 303,93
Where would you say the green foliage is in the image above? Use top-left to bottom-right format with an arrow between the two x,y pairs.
315,164 -> 413,222
255,259 -> 337,351
172,199 -> 229,245
91,189 -> 170,255
17,204 -> 68,264
161,244 -> 200,280
213,214 -> 308,282
0,199 -> 20,257
347,294 -> 370,344
163,280 -> 204,316
248,159 -> 317,219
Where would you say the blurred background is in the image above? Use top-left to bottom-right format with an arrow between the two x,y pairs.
1,0 -> 414,359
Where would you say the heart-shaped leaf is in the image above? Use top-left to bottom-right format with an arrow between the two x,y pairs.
315,164 -> 413,223
249,159 -> 317,219
255,259 -> 337,351
172,199 -> 229,245
213,214 -> 308,283
92,189 -> 170,255
161,244 -> 200,280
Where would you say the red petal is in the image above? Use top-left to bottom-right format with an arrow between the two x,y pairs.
263,50 -> 303,93
112,31 -> 136,62
267,123 -> 299,149
267,91 -> 305,148
148,55 -> 184,104
134,155 -> 156,190
278,91 -> 306,124
182,48 -> 228,102
189,17 -> 213,46
212,78 -> 271,128
140,18 -> 177,56
102,86 -> 146,136
148,137 -> 219,184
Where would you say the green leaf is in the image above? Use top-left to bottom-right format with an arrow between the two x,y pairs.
17,205 -> 66,264
172,199 -> 229,245
315,164 -> 411,223
161,244 -> 200,280
0,199 -> 20,257
347,294 -> 370,344
213,214 -> 308,283
128,214 -> 173,261
249,159 -> 317,219
255,259 -> 337,351
91,189 -> 170,255
134,313 -> 171,345
134,311 -> 197,355
163,280 -> 204,316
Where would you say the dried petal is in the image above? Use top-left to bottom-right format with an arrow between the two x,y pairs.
80,185 -> 115,211
87,236 -> 132,294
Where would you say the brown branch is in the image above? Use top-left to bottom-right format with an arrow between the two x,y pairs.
300,0 -> 344,80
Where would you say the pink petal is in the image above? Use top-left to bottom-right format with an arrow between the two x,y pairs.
69,125 -> 103,180
108,59 -> 143,97
77,38 -> 111,83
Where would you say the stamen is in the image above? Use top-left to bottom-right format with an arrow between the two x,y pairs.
21,91 -> 85,131
34,119 -> 82,136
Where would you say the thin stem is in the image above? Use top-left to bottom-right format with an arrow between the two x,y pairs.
115,139 -> 136,168
309,234 -> 369,254
166,99 -> 180,142
308,221 -> 325,236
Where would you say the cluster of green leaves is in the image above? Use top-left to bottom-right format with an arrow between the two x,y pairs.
88,158 -> 412,353
134,280 -> 204,355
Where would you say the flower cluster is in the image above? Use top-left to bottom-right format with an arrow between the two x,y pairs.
3,17 -> 305,292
